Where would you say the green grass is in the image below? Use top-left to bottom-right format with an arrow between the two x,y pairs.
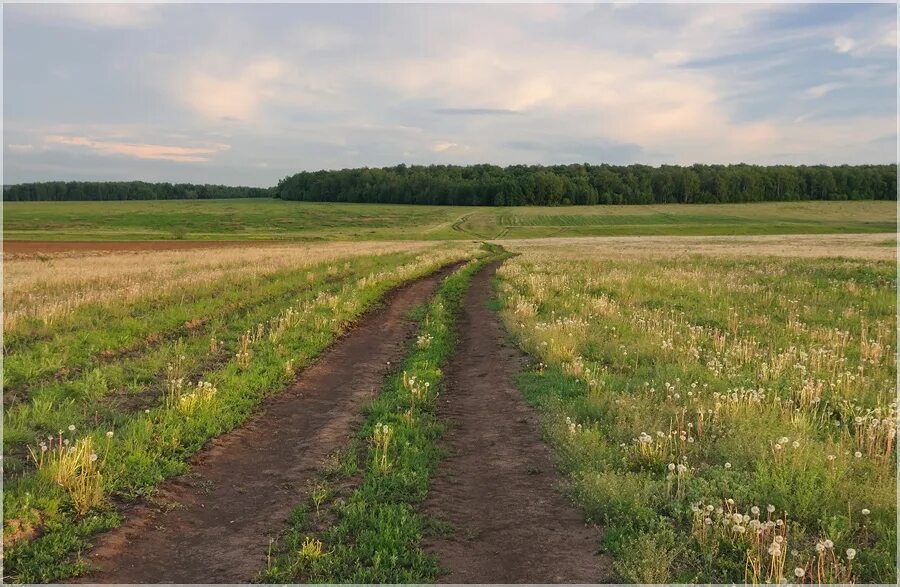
496,250 -> 896,584
260,244 -> 511,583
3,199 -> 895,241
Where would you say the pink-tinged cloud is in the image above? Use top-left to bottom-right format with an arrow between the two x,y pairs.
44,135 -> 230,162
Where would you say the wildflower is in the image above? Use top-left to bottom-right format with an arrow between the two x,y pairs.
767,504 -> 776,513
668,463 -> 676,472
775,519 -> 784,527
778,436 -> 789,445
68,424 -> 76,432
732,513 -> 744,524
823,539 -> 833,549
726,498 -> 735,505
774,443 -> 783,451
768,543 -> 782,556
854,451 -> 862,458
751,506 -> 760,516
724,462 -> 732,469
732,524 -> 746,534
846,548 -> 856,560
677,463 -> 687,473
792,441 -> 800,448
794,568 -> 805,578
89,453 -> 98,463
861,508 -> 871,515
774,535 -> 784,544
704,517 -> 712,525
106,431 -> 114,438
826,454 -> 836,461
816,542 -> 826,553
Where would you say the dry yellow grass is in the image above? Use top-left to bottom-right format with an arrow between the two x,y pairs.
499,233 -> 897,261
3,241 -> 460,334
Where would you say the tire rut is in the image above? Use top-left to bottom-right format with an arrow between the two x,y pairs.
73,262 -> 461,584
422,260 -> 612,583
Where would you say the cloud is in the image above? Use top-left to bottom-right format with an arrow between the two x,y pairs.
7,144 -> 36,153
834,36 -> 857,54
433,107 -> 520,116
179,57 -> 289,122
431,142 -> 459,153
803,83 -> 843,99
44,135 -> 230,163
13,3 -> 162,29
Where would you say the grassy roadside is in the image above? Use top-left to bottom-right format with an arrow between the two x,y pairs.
259,244 -> 511,583
2,251 -> 472,583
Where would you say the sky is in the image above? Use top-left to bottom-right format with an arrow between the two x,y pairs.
2,2 -> 897,187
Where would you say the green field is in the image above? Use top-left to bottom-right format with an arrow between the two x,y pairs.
2,199 -> 895,241
497,242 -> 897,583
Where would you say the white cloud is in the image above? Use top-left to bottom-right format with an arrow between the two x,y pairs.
179,57 -> 290,122
7,144 -> 36,153
834,36 -> 857,54
803,83 -> 843,99
45,135 -> 230,162
13,3 -> 162,29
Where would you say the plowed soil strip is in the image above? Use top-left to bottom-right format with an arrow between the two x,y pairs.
76,264 -> 459,584
422,261 -> 610,583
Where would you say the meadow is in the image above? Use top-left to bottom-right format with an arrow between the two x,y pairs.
495,236 -> 897,583
2,241 -> 477,581
1,198 -> 897,583
2,198 -> 895,242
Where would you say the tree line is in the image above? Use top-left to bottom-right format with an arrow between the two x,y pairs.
4,163 -> 896,205
277,164 -> 896,206
3,181 -> 272,202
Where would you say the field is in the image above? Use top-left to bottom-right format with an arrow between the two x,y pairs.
1,201 -> 897,584
2,199 -> 896,242
495,236 -> 896,583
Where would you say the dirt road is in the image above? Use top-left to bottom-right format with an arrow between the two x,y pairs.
77,264 -> 459,583
422,261 -> 610,583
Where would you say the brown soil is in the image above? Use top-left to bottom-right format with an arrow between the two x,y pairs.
422,261 -> 611,583
75,263 -> 460,584
3,240 -> 267,255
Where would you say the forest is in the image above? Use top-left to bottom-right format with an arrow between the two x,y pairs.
3,181 -> 272,202
4,163 -> 896,205
277,163 -> 897,206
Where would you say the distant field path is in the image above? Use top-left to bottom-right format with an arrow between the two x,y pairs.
75,263 -> 460,584
422,261 -> 610,583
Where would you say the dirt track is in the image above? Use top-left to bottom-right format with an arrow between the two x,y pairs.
422,261 -> 610,583
76,264 -> 459,584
